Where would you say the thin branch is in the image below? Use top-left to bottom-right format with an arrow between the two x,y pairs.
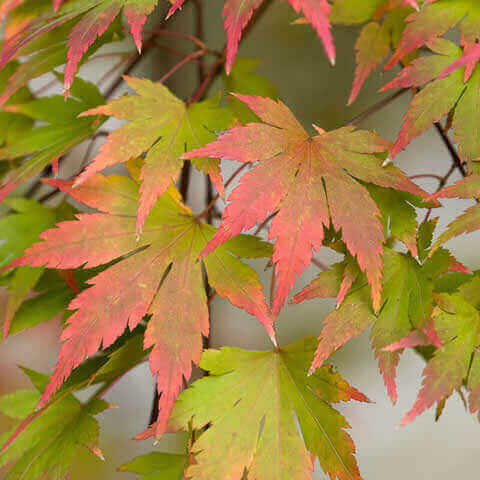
159,49 -> 206,84
192,0 -> 206,82
254,212 -> 276,235
422,163 -> 457,223
188,55 -> 225,105
147,28 -> 208,51
434,122 -> 466,177
103,37 -> 160,100
269,267 -> 276,311
347,88 -> 410,126
196,163 -> 248,219
409,173 -> 444,182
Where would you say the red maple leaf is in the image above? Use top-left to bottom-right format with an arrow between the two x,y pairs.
0,0 -> 159,96
183,94 -> 428,316
6,174 -> 272,437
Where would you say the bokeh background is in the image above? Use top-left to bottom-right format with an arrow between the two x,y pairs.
1,1 -> 480,478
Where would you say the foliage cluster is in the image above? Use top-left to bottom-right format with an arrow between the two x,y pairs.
1,0 -> 480,478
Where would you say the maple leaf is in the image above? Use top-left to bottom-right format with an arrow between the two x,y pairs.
292,247 -> 451,402
0,198 -> 58,338
429,174 -> 480,251
0,76 -> 105,201
6,173 -> 272,437
0,0 -> 158,96
0,369 -> 110,480
346,1 -> 414,104
77,76 -> 232,233
385,0 -> 480,72
0,14 -> 121,106
223,56 -> 279,123
168,336 -> 369,480
168,0 -> 334,74
182,94 -> 428,315
399,292 -> 480,424
382,37 -> 480,163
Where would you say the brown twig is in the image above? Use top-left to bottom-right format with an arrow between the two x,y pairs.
188,55 -> 225,105
159,49 -> 206,84
434,122 -> 466,177
196,163 -> 248,219
347,88 -> 410,126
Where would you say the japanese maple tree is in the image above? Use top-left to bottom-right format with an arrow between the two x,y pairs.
1,0 -> 480,478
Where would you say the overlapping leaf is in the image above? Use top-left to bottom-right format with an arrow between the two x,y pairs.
0,369 -> 110,480
183,94 -> 428,316
6,173 -> 272,437
0,0 -> 159,96
429,174 -> 480,251
397,291 -> 480,424
385,0 -> 480,72
0,76 -> 105,201
382,37 -> 480,163
0,14 -> 122,106
343,1 -> 414,104
223,56 -> 279,123
292,240 -> 461,402
77,76 -> 232,232
168,337 -> 369,480
0,61 -> 33,148
168,0 -> 334,74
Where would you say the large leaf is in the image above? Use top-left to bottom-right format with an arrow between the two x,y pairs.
77,77 -> 233,232
7,173 -> 272,437
168,337 -> 369,480
183,94 -> 428,315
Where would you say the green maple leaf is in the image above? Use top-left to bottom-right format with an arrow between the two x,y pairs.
0,60 -> 34,147
430,174 -> 480,251
293,246 -> 458,402
168,336 -> 369,480
383,35 -> 480,165
385,0 -> 480,72
0,76 -> 105,201
400,292 -> 480,424
77,76 -> 233,232
0,370 -> 110,480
